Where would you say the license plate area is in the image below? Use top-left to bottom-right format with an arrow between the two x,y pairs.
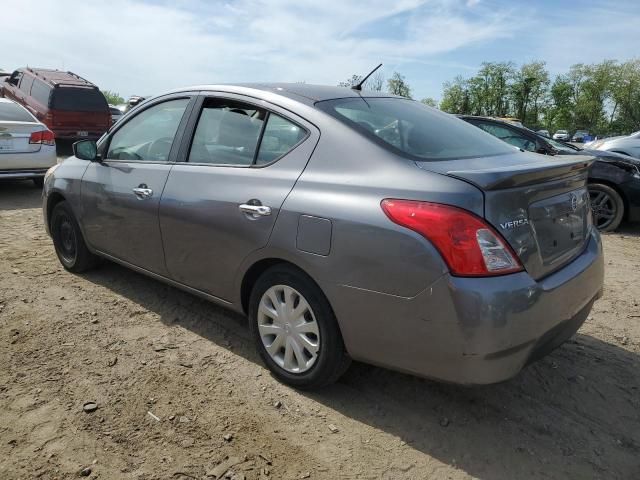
0,138 -> 13,151
529,188 -> 589,266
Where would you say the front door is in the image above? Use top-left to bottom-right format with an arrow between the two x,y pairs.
80,95 -> 193,275
159,94 -> 318,301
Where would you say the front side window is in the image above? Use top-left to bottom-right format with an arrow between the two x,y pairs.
317,98 -> 514,161
8,71 -> 22,86
474,121 -> 536,152
106,98 -> 189,162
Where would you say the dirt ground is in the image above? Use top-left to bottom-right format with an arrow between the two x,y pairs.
1,180 -> 639,480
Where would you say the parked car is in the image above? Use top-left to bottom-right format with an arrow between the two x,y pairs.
0,98 -> 57,187
536,129 -> 550,138
109,105 -> 123,124
0,68 -> 111,140
585,131 -> 640,159
460,115 -> 640,231
572,130 -> 590,143
553,129 -> 571,141
125,95 -> 147,112
43,84 -> 604,389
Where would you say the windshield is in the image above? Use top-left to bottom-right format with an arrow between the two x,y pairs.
51,87 -> 108,112
546,137 -> 579,153
0,101 -> 36,122
316,97 -> 515,161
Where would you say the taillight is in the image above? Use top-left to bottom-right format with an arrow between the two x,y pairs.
29,130 -> 56,146
381,199 -> 523,277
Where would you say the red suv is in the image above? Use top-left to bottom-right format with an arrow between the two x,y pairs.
0,68 -> 110,140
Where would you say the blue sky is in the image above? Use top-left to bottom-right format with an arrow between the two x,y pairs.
2,0 -> 639,101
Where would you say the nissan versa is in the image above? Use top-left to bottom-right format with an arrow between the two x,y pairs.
42,84 -> 604,389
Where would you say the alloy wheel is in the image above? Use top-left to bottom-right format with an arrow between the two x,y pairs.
257,285 -> 320,374
589,189 -> 617,230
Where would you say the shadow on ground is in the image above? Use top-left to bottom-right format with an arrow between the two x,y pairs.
0,180 -> 42,211
81,260 -> 640,479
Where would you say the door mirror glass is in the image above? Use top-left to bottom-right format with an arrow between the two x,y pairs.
73,139 -> 98,161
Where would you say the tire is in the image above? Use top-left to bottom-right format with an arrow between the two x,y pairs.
50,201 -> 99,272
32,177 -> 44,188
588,183 -> 624,232
248,264 -> 351,389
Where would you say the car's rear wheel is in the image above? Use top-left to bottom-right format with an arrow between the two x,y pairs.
248,264 -> 350,389
50,201 -> 99,272
588,183 -> 624,232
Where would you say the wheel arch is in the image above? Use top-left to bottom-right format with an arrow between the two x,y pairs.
46,191 -> 67,231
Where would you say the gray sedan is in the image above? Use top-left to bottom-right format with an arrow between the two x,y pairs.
42,84 -> 604,389
586,131 -> 640,159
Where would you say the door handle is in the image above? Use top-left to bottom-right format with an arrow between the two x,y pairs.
133,185 -> 153,199
239,203 -> 271,217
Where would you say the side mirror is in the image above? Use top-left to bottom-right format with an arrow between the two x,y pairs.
73,139 -> 99,161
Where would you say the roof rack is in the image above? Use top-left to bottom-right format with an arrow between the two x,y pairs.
23,67 -> 97,88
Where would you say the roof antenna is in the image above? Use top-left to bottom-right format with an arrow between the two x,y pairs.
351,63 -> 382,91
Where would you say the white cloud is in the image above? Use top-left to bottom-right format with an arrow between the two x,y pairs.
0,0 -> 517,98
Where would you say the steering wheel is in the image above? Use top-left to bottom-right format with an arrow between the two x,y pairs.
148,137 -> 173,160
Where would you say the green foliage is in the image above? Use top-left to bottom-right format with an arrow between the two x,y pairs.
101,90 -> 124,105
338,71 -> 385,91
387,72 -> 412,98
439,59 -> 640,135
421,97 -> 438,108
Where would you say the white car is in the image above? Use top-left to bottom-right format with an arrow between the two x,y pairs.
0,98 -> 57,187
552,130 -> 570,141
585,131 -> 640,159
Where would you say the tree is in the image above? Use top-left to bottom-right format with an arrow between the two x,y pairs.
102,90 -> 124,105
440,76 -> 469,114
511,61 -> 549,125
387,72 -> 412,98
420,97 -> 438,108
338,71 -> 385,91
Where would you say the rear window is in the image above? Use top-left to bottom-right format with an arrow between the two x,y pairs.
316,98 -> 514,161
51,88 -> 108,112
0,101 -> 35,122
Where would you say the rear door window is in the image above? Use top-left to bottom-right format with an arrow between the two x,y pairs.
51,88 -> 108,112
255,114 -> 307,165
0,101 -> 36,122
106,98 -> 189,162
31,80 -> 51,106
188,99 -> 266,165
19,75 -> 34,95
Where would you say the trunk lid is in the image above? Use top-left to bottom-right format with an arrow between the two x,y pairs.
416,151 -> 595,280
0,121 -> 44,154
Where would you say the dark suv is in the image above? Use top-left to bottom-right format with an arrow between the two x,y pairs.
0,68 -> 110,140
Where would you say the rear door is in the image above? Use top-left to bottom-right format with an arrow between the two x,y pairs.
81,94 -> 195,275
159,93 -> 318,301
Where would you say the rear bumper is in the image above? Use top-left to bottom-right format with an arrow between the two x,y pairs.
0,168 -> 49,179
52,128 -> 107,140
332,228 -> 604,384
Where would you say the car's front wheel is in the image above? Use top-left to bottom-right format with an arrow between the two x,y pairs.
248,264 -> 350,389
589,183 -> 624,232
50,201 -> 99,272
